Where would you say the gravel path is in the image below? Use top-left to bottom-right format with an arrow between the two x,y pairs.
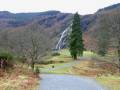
39,74 -> 106,90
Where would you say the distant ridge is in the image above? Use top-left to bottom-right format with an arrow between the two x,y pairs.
0,3 -> 120,30
98,3 -> 120,12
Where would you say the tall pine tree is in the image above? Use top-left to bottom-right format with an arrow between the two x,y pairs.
69,13 -> 84,60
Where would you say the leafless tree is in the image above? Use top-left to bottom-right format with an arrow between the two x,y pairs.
97,10 -> 120,71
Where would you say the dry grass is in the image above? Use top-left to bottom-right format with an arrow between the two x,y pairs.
71,60 -> 120,90
96,75 -> 120,90
71,60 -> 106,76
0,64 -> 39,90
72,60 -> 118,76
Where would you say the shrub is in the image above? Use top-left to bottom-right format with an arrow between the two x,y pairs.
0,52 -> 13,60
35,66 -> 40,74
15,56 -> 27,63
59,61 -> 64,63
98,50 -> 106,56
0,51 -> 14,69
118,50 -> 120,57
52,51 -> 60,56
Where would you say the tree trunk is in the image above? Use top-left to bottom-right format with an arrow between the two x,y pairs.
119,57 -> 120,73
31,59 -> 35,70
73,54 -> 77,60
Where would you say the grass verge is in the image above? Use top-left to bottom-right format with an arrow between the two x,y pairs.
0,64 -> 39,90
96,75 -> 120,90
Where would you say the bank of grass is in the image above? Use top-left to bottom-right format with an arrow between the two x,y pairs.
71,52 -> 120,90
72,60 -> 120,90
45,49 -> 72,62
60,49 -> 98,57
36,62 -> 72,74
96,75 -> 120,90
45,49 -> 97,62
37,63 -> 68,69
44,67 -> 71,74
71,60 -> 103,76
0,64 -> 39,90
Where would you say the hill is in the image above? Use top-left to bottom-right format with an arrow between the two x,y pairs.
0,3 -> 120,59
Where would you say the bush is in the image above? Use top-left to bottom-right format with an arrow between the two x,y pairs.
0,52 -> 13,60
0,51 -> 14,69
35,66 -> 40,74
52,51 -> 60,56
59,61 -> 64,63
118,50 -> 120,57
39,60 -> 56,64
98,50 -> 106,56
15,56 -> 27,63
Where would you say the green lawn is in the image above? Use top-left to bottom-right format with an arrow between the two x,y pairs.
59,49 -> 98,57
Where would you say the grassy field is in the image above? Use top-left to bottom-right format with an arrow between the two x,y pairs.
45,49 -> 72,62
59,49 -> 98,57
40,49 -> 98,63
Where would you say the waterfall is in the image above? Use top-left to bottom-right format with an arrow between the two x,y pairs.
55,26 -> 72,50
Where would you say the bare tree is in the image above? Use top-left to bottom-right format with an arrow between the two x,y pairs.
97,10 -> 120,71
29,35 -> 40,70
109,11 -> 120,71
0,23 -> 52,69
94,15 -> 110,56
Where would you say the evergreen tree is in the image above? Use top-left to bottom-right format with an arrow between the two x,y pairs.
69,13 -> 84,60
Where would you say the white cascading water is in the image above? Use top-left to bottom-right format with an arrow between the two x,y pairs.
55,25 -> 72,50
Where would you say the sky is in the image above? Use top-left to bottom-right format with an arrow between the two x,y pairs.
0,0 -> 120,15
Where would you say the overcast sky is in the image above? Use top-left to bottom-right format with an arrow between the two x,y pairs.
0,0 -> 120,15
